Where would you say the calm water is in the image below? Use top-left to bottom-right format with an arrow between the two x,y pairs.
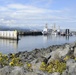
0,35 -> 76,54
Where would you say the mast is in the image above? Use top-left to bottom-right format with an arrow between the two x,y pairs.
45,23 -> 48,29
53,23 -> 56,31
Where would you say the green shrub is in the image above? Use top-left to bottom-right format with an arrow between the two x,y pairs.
26,62 -> 33,71
40,59 -> 66,73
9,54 -> 23,66
0,53 -> 8,66
0,53 -> 23,67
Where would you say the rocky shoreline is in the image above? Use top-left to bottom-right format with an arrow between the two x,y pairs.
0,42 -> 76,75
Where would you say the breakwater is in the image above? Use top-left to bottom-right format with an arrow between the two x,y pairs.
0,42 -> 76,75
18,31 -> 42,35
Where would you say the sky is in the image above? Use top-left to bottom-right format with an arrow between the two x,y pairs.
0,0 -> 76,30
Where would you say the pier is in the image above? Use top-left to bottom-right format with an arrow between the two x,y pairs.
0,30 -> 18,40
18,31 -> 42,35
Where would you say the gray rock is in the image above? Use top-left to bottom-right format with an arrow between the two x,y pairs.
25,72 -> 42,75
68,63 -> 76,75
69,42 -> 76,48
31,61 -> 41,71
10,67 -> 26,75
51,72 -> 60,75
66,59 -> 75,67
62,70 -> 68,75
49,45 -> 70,61
74,47 -> 76,57
0,66 -> 12,75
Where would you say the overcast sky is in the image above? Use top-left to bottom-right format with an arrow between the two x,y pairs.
0,0 -> 76,30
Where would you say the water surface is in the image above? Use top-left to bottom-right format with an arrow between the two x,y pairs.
0,35 -> 76,54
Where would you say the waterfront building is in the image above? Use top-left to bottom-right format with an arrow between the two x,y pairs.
0,30 -> 18,40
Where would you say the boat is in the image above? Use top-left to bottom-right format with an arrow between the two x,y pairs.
42,23 -> 61,35
51,31 -> 57,35
42,24 -> 49,35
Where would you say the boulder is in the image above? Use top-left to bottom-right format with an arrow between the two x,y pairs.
10,67 -> 26,75
49,45 -> 70,60
62,70 -> 68,75
68,63 -> 76,75
69,42 -> 76,48
31,60 -> 41,71
74,47 -> 76,57
66,59 -> 75,67
0,66 -> 12,75
51,72 -> 60,75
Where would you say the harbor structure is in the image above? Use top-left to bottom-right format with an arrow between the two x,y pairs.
42,23 -> 60,35
61,29 -> 72,36
51,23 -> 57,35
42,24 -> 49,35
18,31 -> 42,35
0,30 -> 18,40
65,29 -> 70,36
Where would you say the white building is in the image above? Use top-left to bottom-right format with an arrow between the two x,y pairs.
0,30 -> 18,40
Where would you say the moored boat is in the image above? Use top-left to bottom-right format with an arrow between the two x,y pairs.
42,24 -> 48,35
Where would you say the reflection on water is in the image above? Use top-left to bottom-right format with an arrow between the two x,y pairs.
42,35 -> 74,46
43,35 -> 48,43
0,39 -> 18,53
0,35 -> 76,54
66,36 -> 69,40
0,39 -> 18,47
43,35 -> 66,42
43,35 -> 57,41
43,35 -> 70,41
